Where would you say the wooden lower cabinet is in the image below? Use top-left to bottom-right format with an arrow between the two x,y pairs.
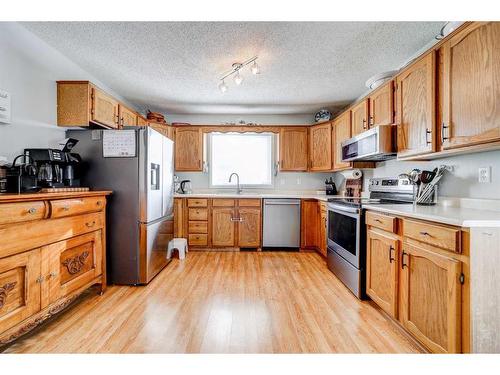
212,207 -> 236,247
400,241 -> 462,353
366,229 -> 399,318
0,249 -> 41,335
238,208 -> 261,248
0,192 -> 109,346
318,202 -> 327,257
365,211 -> 467,353
44,231 -> 103,306
301,200 -> 320,250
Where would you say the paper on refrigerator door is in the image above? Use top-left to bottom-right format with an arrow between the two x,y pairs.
102,130 -> 136,157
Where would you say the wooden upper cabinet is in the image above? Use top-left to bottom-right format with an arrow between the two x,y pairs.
332,111 -> 352,171
91,87 -> 120,129
440,22 -> 500,150
400,242 -> 462,353
279,127 -> 308,171
366,229 -> 399,318
137,116 -> 148,127
119,105 -> 138,127
368,80 -> 394,127
238,207 -> 261,248
351,99 -> 369,136
0,249 -> 41,334
211,207 -> 236,247
174,127 -> 203,171
396,52 -> 436,158
309,123 -> 332,171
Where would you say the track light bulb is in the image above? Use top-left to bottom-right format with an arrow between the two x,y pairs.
251,61 -> 260,75
234,71 -> 243,85
218,80 -> 228,93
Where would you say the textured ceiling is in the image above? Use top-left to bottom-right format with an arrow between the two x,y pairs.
21,22 -> 443,115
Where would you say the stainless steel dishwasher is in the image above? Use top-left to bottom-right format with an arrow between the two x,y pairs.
262,198 -> 301,249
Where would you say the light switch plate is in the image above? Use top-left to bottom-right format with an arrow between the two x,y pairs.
0,90 -> 11,124
478,167 -> 491,183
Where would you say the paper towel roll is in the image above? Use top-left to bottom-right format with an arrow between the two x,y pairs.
342,169 -> 362,179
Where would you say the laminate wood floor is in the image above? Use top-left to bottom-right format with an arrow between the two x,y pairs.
4,251 -> 423,353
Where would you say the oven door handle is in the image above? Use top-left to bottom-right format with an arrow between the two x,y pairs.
327,203 -> 360,215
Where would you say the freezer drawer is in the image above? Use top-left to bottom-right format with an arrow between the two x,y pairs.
262,199 -> 301,248
138,216 -> 174,284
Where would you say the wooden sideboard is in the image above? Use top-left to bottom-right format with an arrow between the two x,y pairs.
0,191 -> 111,346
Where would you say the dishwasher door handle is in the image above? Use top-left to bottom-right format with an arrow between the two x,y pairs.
264,199 -> 301,206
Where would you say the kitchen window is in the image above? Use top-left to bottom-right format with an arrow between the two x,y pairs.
209,132 -> 274,188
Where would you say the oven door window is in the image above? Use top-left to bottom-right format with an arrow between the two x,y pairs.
328,210 -> 357,256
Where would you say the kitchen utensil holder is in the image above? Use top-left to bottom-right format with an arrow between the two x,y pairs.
414,185 -> 438,206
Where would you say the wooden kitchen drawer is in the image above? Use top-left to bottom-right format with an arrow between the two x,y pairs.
50,197 -> 105,218
0,201 -> 46,226
188,234 -> 208,246
403,219 -> 460,252
366,211 -> 397,233
188,208 -> 208,221
238,199 -> 261,207
187,198 -> 208,207
212,199 -> 235,207
0,212 -> 104,259
188,221 -> 208,234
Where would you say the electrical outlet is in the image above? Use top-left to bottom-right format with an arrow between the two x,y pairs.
280,178 -> 285,185
478,167 -> 491,183
296,177 -> 301,185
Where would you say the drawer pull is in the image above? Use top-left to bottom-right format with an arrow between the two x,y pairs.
419,231 -> 431,237
62,206 -> 70,211
96,201 -> 102,206
374,219 -> 382,223
85,221 -> 96,228
27,207 -> 37,214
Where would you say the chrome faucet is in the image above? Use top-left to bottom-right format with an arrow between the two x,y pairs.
228,172 -> 242,194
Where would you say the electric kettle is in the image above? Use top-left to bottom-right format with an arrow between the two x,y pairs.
180,180 -> 192,194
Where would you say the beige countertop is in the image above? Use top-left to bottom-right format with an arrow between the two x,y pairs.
174,190 -> 345,201
363,202 -> 500,228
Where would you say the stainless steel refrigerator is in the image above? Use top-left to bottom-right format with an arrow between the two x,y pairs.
67,127 -> 174,285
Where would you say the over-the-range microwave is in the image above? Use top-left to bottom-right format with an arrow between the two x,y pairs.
341,124 -> 396,162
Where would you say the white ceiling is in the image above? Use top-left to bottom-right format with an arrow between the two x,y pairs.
21,22 -> 444,115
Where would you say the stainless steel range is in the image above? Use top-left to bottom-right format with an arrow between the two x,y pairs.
326,177 -> 413,299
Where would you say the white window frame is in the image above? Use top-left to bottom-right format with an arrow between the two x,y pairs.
207,132 -> 277,189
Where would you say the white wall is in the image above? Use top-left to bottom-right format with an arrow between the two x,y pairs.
0,22 -> 136,163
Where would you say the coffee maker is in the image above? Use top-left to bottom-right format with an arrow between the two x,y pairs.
5,154 -> 39,193
24,139 -> 82,189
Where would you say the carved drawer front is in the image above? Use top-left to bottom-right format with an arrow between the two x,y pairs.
0,212 -> 103,259
187,198 -> 208,207
0,249 -> 41,335
188,221 -> 208,234
366,211 -> 397,233
403,219 -> 460,252
45,231 -> 103,305
212,199 -> 235,207
50,196 -> 105,219
238,199 -> 261,207
188,234 -> 208,246
188,208 -> 208,221
0,201 -> 46,226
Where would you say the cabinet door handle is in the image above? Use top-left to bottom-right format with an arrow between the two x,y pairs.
49,272 -> 57,278
388,245 -> 395,263
425,129 -> 432,145
362,119 -> 367,129
369,116 -> 374,126
36,276 -> 44,284
441,123 -> 449,141
28,207 -> 37,214
401,250 -> 408,269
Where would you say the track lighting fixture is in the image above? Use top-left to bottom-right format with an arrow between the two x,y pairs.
217,56 -> 260,92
